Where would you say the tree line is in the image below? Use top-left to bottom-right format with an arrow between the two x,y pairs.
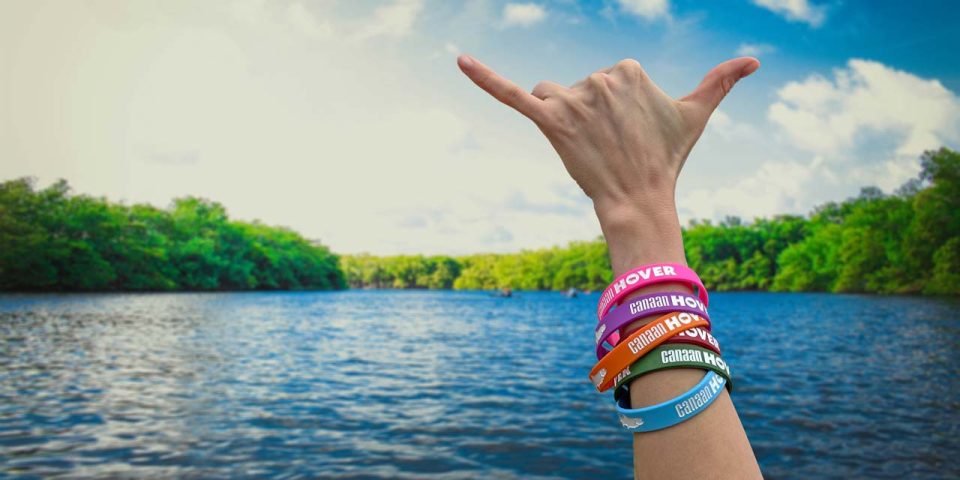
0,178 -> 344,291
2,148 -> 957,294
342,148 -> 959,295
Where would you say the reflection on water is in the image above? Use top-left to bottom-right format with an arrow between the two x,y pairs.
0,291 -> 958,478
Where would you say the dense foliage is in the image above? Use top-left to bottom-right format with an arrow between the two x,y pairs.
0,179 -> 344,291
3,149 -> 957,294
341,241 -> 610,291
343,148 -> 960,295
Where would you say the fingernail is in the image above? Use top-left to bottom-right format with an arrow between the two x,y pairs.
741,60 -> 760,77
458,55 -> 474,68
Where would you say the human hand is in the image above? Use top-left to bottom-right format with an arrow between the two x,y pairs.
457,55 -> 759,272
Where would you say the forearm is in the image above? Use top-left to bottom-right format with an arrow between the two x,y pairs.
597,200 -> 762,480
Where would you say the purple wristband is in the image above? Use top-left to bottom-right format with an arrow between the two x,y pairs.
594,292 -> 710,360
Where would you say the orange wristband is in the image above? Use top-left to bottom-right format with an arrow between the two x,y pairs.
589,311 -> 709,392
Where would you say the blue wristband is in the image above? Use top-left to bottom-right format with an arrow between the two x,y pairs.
616,370 -> 725,432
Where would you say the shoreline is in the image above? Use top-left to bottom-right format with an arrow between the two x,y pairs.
0,288 -> 954,298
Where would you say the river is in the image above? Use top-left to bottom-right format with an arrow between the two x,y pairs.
0,291 -> 957,478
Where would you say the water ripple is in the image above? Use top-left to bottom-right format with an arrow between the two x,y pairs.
0,291 -> 957,478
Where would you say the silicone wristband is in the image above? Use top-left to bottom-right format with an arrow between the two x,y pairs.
612,345 -> 733,401
616,371 -> 726,431
595,292 -> 710,359
596,263 -> 708,321
662,327 -> 721,355
589,312 -> 709,392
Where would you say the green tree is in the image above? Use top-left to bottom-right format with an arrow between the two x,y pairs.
0,178 -> 342,291
924,237 -> 960,295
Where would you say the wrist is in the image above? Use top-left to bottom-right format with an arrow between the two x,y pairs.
594,199 -> 686,276
595,195 -> 690,334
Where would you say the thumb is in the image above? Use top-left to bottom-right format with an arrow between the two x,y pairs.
680,57 -> 760,114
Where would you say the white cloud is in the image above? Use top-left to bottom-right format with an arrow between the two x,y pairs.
429,42 -> 459,60
684,156 -> 827,221
680,59 -> 960,224
769,59 -> 960,157
616,0 -> 670,21
229,0 -> 267,25
706,109 -> 763,142
681,108 -> 828,221
0,0 -> 598,256
231,0 -> 416,42
751,0 -> 825,27
355,0 -> 424,39
736,42 -> 775,57
285,2 -> 334,38
503,3 -> 546,28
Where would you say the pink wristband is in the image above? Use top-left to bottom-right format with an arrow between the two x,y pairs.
596,263 -> 709,321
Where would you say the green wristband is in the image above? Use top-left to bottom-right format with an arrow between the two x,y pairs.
613,344 -> 733,401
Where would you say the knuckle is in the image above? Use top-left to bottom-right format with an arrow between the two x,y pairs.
616,58 -> 642,72
587,72 -> 607,87
614,58 -> 645,81
531,81 -> 551,96
720,76 -> 736,96
477,73 -> 494,91
705,71 -> 722,88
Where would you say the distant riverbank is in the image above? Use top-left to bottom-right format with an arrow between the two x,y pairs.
2,148 -> 958,295
341,149 -> 960,296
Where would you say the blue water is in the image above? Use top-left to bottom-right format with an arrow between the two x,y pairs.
0,291 -> 957,479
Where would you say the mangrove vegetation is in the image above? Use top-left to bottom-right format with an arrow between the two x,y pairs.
0,179 -> 344,291
342,148 -> 960,295
1,148 -> 957,294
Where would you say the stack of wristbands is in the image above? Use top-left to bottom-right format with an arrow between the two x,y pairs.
589,263 -> 732,432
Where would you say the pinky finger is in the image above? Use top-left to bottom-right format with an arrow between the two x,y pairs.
457,55 -> 547,123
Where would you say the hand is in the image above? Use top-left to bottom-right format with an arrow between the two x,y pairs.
457,55 -> 759,272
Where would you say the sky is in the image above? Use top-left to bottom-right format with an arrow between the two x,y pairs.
1,0 -> 958,255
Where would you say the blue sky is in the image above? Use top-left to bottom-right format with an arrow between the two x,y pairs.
1,0 -> 958,254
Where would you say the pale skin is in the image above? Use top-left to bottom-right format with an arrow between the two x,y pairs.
457,54 -> 764,479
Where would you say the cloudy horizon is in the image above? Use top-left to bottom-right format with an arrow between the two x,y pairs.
2,0 -> 958,255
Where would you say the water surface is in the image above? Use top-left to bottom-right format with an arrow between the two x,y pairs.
0,291 -> 957,478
